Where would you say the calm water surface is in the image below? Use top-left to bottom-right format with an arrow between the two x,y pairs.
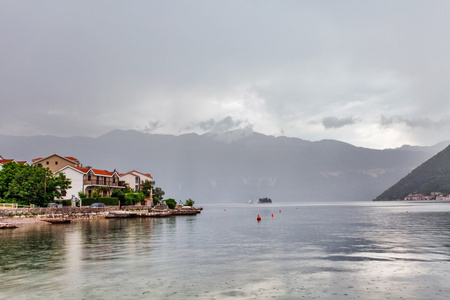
1,201 -> 450,299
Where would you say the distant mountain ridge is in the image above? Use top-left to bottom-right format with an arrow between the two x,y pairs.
0,129 -> 448,203
375,144 -> 450,200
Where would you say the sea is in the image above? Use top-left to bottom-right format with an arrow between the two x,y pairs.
1,201 -> 450,299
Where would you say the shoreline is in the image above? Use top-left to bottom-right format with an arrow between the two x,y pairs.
0,217 -> 48,227
0,206 -> 202,229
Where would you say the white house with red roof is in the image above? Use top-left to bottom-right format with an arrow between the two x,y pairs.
57,165 -> 123,199
119,170 -> 154,193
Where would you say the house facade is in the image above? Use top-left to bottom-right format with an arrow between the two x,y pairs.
32,154 -> 80,173
119,170 -> 155,193
57,165 -> 123,199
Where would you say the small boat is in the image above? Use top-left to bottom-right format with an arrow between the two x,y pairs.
42,218 -> 71,224
247,200 -> 254,204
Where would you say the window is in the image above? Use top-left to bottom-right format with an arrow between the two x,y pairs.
135,177 -> 139,183
104,177 -> 106,185
113,177 -> 116,183
55,161 -> 58,165
88,174 -> 91,181
135,185 -> 139,192
46,161 -> 49,165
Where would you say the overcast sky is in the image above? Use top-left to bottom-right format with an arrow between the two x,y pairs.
1,1 -> 449,149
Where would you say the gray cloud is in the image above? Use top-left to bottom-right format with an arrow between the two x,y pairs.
1,1 -> 450,148
188,117 -> 253,133
323,117 -> 357,129
381,115 -> 450,130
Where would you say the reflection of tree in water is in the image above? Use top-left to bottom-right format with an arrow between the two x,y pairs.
0,226 -> 66,271
80,219 -> 159,261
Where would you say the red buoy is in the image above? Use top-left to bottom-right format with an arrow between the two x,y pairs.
271,213 -> 274,218
257,214 -> 261,221
279,210 -> 281,213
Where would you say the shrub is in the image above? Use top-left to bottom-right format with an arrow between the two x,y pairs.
163,198 -> 177,209
111,190 -> 125,202
91,190 -> 100,200
124,193 -> 145,205
184,199 -> 195,207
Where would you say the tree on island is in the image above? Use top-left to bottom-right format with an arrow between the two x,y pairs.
0,162 -> 71,207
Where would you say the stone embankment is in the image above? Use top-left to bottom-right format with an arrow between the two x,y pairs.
0,205 -> 202,228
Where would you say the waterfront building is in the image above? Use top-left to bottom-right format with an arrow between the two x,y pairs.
31,154 -> 80,173
119,170 -> 155,192
57,165 -> 123,199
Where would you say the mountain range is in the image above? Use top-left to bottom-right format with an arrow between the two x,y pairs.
1,129 -> 448,203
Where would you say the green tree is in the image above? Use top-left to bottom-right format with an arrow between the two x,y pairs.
163,198 -> 177,209
0,162 -> 71,207
111,189 -> 125,202
184,198 -> 195,207
153,187 -> 165,201
91,190 -> 100,200
119,180 -> 133,194
98,186 -> 109,196
124,192 -> 145,205
141,180 -> 154,198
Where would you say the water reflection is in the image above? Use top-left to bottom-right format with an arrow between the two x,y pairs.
0,225 -> 66,271
1,203 -> 450,299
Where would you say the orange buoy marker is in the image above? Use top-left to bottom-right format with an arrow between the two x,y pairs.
257,214 -> 261,221
224,209 -> 226,211
272,213 -> 274,218
279,210 -> 281,213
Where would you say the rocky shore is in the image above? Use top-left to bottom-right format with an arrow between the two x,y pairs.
0,205 -> 202,229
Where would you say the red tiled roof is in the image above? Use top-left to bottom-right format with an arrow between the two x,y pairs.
70,166 -> 116,176
73,166 -> 90,173
32,155 -> 79,163
0,159 -> 15,164
65,156 -> 79,162
120,170 -> 153,179
92,169 -> 115,176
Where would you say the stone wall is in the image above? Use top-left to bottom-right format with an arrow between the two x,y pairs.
0,205 -> 153,218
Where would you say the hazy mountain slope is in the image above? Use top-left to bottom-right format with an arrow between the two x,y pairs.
0,130 -> 447,203
375,145 -> 450,200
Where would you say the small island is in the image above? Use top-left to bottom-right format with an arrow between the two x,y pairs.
258,197 -> 272,204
